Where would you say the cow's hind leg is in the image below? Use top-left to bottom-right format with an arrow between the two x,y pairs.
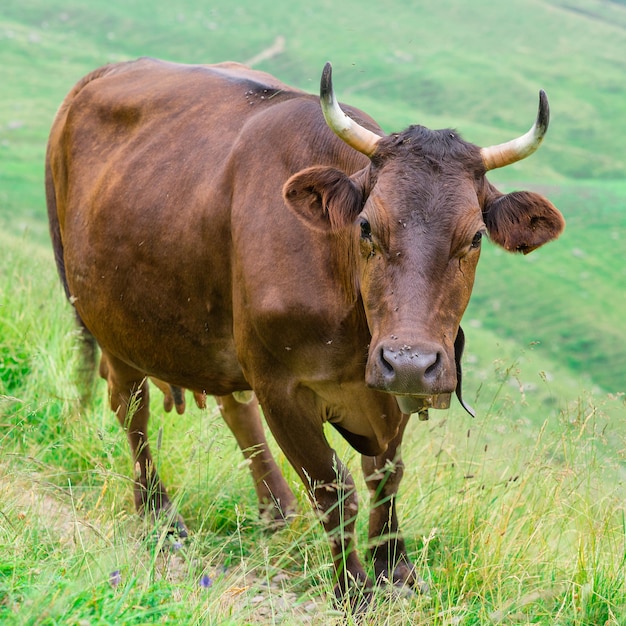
361,414 -> 427,593
216,393 -> 296,524
100,351 -> 187,536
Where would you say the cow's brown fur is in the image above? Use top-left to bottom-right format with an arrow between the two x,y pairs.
46,58 -> 564,605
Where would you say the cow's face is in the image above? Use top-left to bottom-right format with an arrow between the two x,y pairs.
284,145 -> 562,412
282,64 -> 565,414
354,131 -> 486,408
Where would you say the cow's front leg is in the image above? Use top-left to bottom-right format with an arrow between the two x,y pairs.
260,395 -> 372,609
100,352 -> 187,536
311,456 -> 369,596
216,393 -> 296,524
361,414 -> 426,592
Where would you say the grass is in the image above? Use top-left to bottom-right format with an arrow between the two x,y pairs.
467,180 -> 626,393
1,234 -> 626,624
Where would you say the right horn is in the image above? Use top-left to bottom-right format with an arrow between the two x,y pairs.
481,90 -> 550,171
320,62 -> 382,158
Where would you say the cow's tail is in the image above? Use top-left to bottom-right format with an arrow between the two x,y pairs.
45,73 -> 106,402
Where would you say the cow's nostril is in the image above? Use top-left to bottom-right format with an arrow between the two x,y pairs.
424,351 -> 442,378
379,347 -> 395,378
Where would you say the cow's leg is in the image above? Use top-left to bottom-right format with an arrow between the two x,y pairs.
260,395 -> 371,608
215,393 -> 296,523
100,351 -> 186,536
361,414 -> 425,591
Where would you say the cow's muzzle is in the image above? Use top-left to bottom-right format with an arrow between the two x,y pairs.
367,338 -> 454,395
366,328 -> 475,418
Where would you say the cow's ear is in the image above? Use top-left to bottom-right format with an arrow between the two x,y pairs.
483,188 -> 565,254
283,166 -> 363,232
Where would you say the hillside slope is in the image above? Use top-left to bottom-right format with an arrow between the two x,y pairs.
1,0 -> 625,217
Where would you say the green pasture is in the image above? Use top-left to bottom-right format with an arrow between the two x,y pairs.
1,0 -> 625,623
1,232 -> 625,624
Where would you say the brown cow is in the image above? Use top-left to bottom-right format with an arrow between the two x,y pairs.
46,58 -> 564,606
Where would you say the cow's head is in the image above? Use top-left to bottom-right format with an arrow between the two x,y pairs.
283,63 -> 564,415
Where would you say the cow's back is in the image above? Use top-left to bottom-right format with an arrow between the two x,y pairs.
48,58 -> 304,228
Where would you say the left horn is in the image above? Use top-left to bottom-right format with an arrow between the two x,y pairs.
320,62 -> 382,157
481,90 -> 550,171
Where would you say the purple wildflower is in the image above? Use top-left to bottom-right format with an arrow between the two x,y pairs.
109,570 -> 122,588
199,574 -> 212,589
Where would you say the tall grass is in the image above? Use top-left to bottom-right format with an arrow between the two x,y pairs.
2,232 -> 626,624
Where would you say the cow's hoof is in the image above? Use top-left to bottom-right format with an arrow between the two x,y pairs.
144,507 -> 189,547
393,562 -> 429,594
387,576 -> 429,600
168,515 -> 189,539
332,576 -> 376,615
333,585 -> 372,615
259,500 -> 297,529
371,563 -> 430,601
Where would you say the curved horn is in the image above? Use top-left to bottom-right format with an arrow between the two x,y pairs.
320,62 -> 382,157
481,90 -> 550,171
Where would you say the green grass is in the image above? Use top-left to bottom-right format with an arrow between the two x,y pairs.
1,0 -> 626,622
2,229 -> 626,624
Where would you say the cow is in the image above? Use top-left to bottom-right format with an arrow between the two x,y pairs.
45,58 -> 564,606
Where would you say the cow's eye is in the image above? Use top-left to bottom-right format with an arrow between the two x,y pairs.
471,231 -> 484,249
359,218 -> 372,241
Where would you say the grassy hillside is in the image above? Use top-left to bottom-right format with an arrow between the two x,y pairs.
1,0 -> 625,241
468,180 -> 626,392
1,231 -> 625,624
